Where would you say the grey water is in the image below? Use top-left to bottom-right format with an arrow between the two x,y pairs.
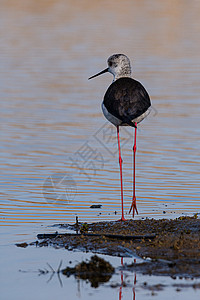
0,1 -> 200,299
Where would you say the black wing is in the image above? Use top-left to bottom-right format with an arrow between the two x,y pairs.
103,77 -> 151,126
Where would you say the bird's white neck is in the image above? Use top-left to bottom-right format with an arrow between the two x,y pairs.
111,65 -> 132,81
114,72 -> 131,81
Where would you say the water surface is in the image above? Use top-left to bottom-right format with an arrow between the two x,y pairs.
0,1 -> 200,299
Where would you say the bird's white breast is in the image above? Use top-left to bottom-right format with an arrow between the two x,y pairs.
131,107 -> 151,124
101,103 -> 122,126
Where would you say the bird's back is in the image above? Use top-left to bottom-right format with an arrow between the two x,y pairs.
103,77 -> 151,126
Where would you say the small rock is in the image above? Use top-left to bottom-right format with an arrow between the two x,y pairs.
15,242 -> 28,248
90,205 -> 102,209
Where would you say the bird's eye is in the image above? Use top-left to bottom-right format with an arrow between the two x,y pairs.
108,61 -> 112,67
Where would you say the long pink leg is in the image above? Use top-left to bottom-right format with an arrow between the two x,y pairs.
129,123 -> 138,217
117,126 -> 126,221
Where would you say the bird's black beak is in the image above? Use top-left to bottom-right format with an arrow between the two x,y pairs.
88,68 -> 109,80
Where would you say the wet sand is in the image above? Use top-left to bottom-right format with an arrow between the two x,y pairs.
22,216 -> 200,278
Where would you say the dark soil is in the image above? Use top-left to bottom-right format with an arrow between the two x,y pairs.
62,255 -> 114,288
24,216 -> 200,277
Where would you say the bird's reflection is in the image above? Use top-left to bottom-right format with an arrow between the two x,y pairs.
119,257 -> 137,300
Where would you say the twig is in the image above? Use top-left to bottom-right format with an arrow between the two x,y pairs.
46,263 -> 55,273
37,232 -> 156,240
57,260 -> 63,273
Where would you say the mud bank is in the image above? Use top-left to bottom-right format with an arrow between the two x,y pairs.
20,216 -> 200,277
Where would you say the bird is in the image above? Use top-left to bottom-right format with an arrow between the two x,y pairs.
88,54 -> 151,221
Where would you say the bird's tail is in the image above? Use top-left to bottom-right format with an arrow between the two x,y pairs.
123,117 -> 137,128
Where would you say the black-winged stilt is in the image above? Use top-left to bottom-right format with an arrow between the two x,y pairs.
89,54 -> 151,221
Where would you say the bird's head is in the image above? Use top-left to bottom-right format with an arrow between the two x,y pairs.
88,54 -> 131,81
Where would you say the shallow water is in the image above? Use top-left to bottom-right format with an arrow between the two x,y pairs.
1,245 -> 200,300
0,0 -> 200,299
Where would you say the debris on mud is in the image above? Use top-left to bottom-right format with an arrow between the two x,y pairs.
80,223 -> 89,234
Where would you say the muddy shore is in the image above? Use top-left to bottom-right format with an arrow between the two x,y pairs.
21,216 -> 200,277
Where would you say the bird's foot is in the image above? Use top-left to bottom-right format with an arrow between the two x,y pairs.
118,216 -> 126,222
129,196 -> 138,217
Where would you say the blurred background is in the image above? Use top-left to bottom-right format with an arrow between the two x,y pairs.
0,0 -> 200,228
